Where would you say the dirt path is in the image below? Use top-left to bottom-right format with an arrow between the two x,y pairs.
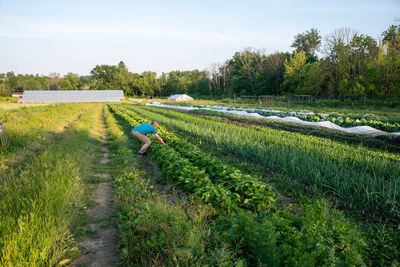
73,144 -> 118,267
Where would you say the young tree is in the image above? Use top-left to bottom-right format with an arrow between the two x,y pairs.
291,28 -> 322,61
282,52 -> 308,94
207,63 -> 221,96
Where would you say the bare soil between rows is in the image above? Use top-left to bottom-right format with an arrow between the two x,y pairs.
73,146 -> 118,267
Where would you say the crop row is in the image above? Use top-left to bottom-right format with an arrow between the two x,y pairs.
110,104 -> 276,212
117,105 -> 277,211
128,105 -> 400,222
164,102 -> 400,132
108,104 -> 374,266
259,111 -> 400,133
104,107 -> 243,265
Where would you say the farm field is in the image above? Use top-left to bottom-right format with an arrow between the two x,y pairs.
149,98 -> 400,122
149,101 -> 400,134
0,102 -> 399,266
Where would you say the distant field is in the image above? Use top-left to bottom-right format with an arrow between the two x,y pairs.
0,102 -> 51,110
148,98 -> 400,121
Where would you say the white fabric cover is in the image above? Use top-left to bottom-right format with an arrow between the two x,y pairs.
168,94 -> 194,101
146,103 -> 400,137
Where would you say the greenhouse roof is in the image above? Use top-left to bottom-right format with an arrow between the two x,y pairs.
18,90 -> 124,103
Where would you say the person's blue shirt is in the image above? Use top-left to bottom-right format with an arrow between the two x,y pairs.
133,123 -> 158,135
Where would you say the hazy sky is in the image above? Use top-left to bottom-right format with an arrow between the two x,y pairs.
1,0 -> 399,76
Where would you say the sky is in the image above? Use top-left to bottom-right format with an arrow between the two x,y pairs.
0,0 -> 399,76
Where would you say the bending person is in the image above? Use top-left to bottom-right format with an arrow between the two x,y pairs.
131,121 -> 166,155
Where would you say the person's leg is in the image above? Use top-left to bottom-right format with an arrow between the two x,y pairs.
132,131 -> 151,154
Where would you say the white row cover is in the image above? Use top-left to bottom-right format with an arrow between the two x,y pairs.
19,90 -> 125,103
146,103 -> 400,137
128,98 -> 143,102
168,94 -> 194,101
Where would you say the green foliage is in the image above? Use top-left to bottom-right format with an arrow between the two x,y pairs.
109,104 -> 369,266
111,105 -> 276,213
219,202 -> 365,266
113,172 -> 243,266
130,105 -> 400,222
106,113 -> 242,266
2,24 -> 400,97
291,28 -> 322,60
282,52 -> 308,93
0,105 -> 103,266
90,63 -> 129,91
0,104 -> 87,162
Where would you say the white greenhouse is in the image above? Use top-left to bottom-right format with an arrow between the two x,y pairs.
18,90 -> 125,103
168,94 -> 194,101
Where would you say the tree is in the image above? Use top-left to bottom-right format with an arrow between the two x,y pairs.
156,73 -> 168,96
303,61 -> 325,95
291,28 -> 322,61
323,28 -> 358,94
207,63 -> 221,96
228,48 -> 262,96
282,52 -> 308,94
142,71 -> 159,96
382,24 -> 400,56
59,72 -> 80,90
23,76 -> 43,91
90,64 -> 129,90
256,52 -> 288,95
46,72 -> 60,90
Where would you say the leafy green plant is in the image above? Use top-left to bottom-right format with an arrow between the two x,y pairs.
129,105 -> 400,222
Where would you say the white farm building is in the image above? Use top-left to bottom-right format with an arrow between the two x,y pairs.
18,90 -> 125,103
168,94 -> 194,101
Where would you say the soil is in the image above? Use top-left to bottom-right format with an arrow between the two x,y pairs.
72,145 -> 118,267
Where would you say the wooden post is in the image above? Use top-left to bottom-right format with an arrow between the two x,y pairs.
0,122 -> 8,146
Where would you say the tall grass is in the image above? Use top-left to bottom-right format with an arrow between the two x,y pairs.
0,104 -> 87,158
0,104 -> 104,266
129,105 -> 400,221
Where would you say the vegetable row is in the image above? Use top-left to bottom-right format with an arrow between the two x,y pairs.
110,104 -> 276,212
129,105 -> 400,222
163,102 -> 400,132
108,104 -> 374,266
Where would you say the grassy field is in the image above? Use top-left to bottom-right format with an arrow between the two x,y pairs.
0,104 -> 104,265
0,101 -> 399,266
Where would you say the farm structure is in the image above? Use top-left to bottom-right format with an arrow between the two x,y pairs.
167,94 -> 193,101
11,92 -> 23,98
18,90 -> 125,103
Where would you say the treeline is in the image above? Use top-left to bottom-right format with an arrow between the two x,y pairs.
1,24 -> 399,97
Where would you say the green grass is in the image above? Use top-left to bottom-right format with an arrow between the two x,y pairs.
0,104 -> 105,266
0,104 -> 88,164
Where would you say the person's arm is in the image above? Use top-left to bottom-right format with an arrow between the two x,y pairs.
154,134 -> 166,145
